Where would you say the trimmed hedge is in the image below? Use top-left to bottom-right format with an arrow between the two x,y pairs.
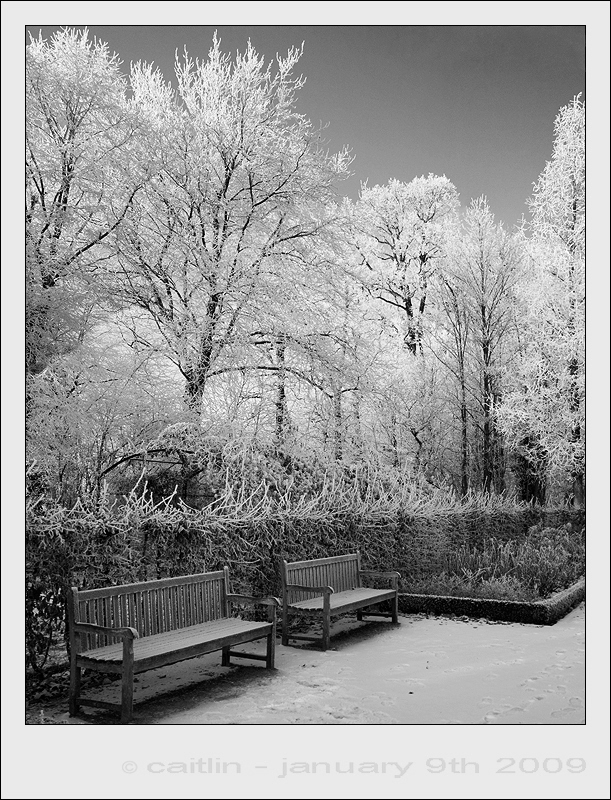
398,578 -> 585,625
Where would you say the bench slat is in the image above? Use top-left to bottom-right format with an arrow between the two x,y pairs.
203,580 -> 211,621
285,553 -> 359,570
170,585 -> 177,630
112,594 -> 120,634
187,583 -> 199,625
143,590 -> 151,637
102,597 -> 111,647
129,592 -> 137,631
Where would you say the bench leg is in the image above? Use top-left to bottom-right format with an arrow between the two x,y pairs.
266,630 -> 275,669
121,673 -> 134,724
221,647 -> 231,667
121,639 -> 135,724
356,610 -> 363,621
266,607 -> 277,668
392,592 -> 399,624
321,614 -> 331,651
321,593 -> 331,650
69,662 -> 81,716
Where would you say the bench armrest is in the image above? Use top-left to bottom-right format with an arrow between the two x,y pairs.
285,584 -> 334,596
226,594 -> 280,608
359,570 -> 401,587
359,570 -> 400,578
73,623 -> 139,640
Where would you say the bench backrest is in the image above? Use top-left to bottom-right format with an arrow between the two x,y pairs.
281,554 -> 361,602
70,569 -> 230,652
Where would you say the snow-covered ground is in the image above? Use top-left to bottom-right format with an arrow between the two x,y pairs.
47,603 -> 585,725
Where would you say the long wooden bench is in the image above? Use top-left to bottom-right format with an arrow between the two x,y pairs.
280,553 -> 400,650
68,568 -> 278,723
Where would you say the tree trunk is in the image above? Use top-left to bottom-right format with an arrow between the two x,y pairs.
442,279 -> 469,495
460,391 -> 469,497
568,355 -> 584,508
352,392 -> 363,459
410,426 -> 422,474
274,336 -> 288,448
571,472 -> 585,509
182,299 -> 220,412
492,390 -> 506,494
481,372 -> 494,493
516,435 -> 547,504
566,198 -> 584,507
184,371 -> 207,413
403,296 -> 418,356
333,389 -> 343,462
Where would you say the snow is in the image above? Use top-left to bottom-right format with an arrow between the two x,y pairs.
49,603 -> 584,725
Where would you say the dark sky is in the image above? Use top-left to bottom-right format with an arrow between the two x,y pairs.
26,25 -> 585,229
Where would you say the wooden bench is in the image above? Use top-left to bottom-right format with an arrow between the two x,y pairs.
280,553 -> 400,650
68,568 -> 278,723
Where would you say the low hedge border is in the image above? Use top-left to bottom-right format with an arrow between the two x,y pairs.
397,578 -> 585,625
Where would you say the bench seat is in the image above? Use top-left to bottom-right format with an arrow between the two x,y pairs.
288,587 -> 396,614
80,618 -> 273,672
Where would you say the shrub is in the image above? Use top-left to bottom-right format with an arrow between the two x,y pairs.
407,573 -> 538,601
419,523 -> 585,601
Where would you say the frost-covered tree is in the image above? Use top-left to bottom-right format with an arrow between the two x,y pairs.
496,97 -> 585,505
352,175 -> 459,355
26,336 -> 181,505
437,199 -> 523,494
113,36 -> 351,414
26,28 -> 147,375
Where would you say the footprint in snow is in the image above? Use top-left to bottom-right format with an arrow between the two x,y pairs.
551,708 -> 574,718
